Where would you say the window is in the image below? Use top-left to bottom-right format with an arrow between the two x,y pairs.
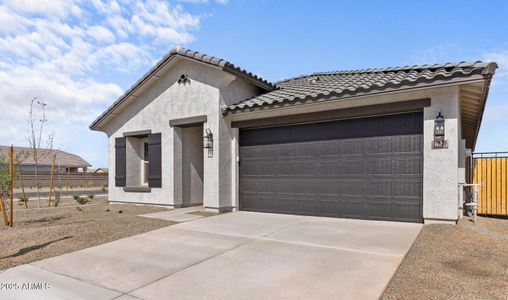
142,140 -> 149,185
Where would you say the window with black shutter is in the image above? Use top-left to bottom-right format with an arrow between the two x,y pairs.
148,133 -> 162,188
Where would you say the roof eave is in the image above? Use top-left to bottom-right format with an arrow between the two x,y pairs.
222,75 -> 487,115
223,66 -> 275,91
89,54 -> 179,131
470,73 -> 495,151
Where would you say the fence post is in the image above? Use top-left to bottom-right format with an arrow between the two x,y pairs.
9,145 -> 13,227
48,154 -> 56,207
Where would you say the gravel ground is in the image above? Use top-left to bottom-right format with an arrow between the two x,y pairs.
0,203 -> 174,270
13,195 -> 109,210
383,216 -> 508,299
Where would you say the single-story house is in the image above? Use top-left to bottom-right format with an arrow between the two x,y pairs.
90,47 -> 496,224
0,146 -> 91,174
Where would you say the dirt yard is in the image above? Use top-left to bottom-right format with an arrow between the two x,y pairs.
13,195 -> 110,210
0,202 -> 174,270
383,216 -> 508,299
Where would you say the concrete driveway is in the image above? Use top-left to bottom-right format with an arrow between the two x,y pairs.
0,211 -> 422,300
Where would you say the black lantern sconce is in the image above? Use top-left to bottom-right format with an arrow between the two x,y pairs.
432,111 -> 448,149
204,128 -> 213,157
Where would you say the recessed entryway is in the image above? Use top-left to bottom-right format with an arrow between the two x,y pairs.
182,124 -> 204,207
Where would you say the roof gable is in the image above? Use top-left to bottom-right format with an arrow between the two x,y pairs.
90,47 -> 275,130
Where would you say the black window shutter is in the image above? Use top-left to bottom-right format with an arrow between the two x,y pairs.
148,133 -> 162,188
115,137 -> 126,187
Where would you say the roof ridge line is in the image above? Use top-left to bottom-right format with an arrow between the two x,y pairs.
275,61 -> 495,86
310,60 -> 494,76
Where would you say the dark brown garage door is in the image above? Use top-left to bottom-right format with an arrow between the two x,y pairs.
239,112 -> 423,222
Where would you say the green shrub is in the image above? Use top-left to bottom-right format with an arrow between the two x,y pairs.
53,191 -> 61,207
75,196 -> 88,205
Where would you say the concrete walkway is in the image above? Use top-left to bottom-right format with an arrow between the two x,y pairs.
139,206 -> 205,222
0,212 -> 422,300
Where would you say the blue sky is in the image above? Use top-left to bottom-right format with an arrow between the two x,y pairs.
1,0 -> 507,167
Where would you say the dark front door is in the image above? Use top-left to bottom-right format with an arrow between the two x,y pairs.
239,112 -> 423,222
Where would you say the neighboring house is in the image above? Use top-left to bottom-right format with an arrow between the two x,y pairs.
90,47 -> 497,224
0,146 -> 91,174
91,167 -> 109,174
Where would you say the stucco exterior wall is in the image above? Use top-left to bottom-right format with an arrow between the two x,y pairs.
99,57 -> 466,222
103,58 -> 259,208
422,86 -> 461,223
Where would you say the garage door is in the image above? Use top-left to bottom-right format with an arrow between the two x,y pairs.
239,112 -> 423,222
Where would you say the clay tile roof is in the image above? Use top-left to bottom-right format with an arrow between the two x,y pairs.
0,146 -> 91,168
223,61 -> 497,113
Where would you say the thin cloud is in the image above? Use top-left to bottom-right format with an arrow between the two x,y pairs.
0,0 -> 204,166
484,50 -> 508,86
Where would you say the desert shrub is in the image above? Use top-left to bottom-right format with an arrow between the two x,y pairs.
75,196 -> 88,205
53,191 -> 61,207
73,194 -> 80,201
88,194 -> 95,200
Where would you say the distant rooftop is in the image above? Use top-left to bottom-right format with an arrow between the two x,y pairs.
0,146 -> 91,168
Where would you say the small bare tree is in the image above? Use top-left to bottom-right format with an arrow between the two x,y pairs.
27,98 -> 54,208
15,152 -> 29,208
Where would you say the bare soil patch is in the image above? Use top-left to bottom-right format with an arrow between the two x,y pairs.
0,203 -> 174,270
383,216 -> 508,299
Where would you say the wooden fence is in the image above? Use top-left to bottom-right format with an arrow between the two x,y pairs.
472,152 -> 508,215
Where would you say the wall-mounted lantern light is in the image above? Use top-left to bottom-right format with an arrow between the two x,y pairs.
432,111 -> 448,149
204,128 -> 213,157
434,111 -> 445,137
